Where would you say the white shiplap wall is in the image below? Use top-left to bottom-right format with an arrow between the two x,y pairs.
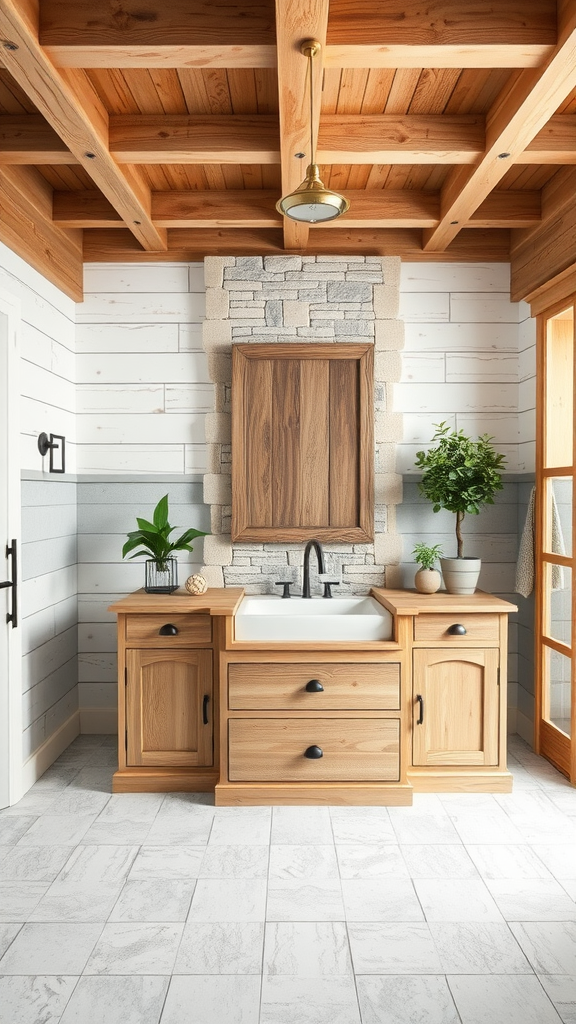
397,262 -> 536,476
0,242 -> 77,473
75,264 -> 210,731
0,241 -> 79,780
396,262 -> 537,736
76,263 -> 210,474
1,252 -> 539,747
71,259 -> 537,737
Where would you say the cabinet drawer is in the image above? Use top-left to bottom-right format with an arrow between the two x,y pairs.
125,613 -> 212,647
228,662 -> 400,711
228,718 -> 400,782
413,613 -> 499,644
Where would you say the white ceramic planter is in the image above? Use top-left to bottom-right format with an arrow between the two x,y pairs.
414,568 -> 442,594
440,557 -> 481,595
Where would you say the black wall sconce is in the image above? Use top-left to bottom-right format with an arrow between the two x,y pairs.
38,432 -> 66,474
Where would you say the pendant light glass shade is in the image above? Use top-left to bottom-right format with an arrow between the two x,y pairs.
276,40 -> 349,224
277,163 -> 349,222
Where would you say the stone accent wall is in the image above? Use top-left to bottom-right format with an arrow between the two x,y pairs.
201,255 -> 404,595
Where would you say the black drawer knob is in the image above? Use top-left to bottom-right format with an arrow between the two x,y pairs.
304,745 -> 323,759
448,623 -> 467,636
159,623 -> 179,636
305,679 -> 324,692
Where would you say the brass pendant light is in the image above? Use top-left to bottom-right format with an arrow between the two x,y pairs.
276,40 -> 350,224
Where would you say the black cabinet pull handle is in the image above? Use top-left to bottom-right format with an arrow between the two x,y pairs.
202,695 -> 210,725
304,745 -> 323,759
159,623 -> 178,636
416,694 -> 424,725
448,623 -> 467,636
305,679 -> 324,692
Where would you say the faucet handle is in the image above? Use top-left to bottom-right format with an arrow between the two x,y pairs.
275,581 -> 293,599
322,581 -> 340,599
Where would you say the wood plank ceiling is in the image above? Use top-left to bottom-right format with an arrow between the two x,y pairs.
0,0 -> 575,300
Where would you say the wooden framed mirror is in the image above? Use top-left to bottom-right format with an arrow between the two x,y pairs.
231,342 -> 374,543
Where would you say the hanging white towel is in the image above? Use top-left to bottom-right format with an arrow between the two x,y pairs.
515,485 -> 566,598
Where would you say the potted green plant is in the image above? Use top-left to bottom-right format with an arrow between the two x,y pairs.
122,494 -> 207,594
412,542 -> 443,594
415,422 -> 505,594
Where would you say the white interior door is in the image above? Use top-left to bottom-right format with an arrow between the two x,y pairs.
0,298 -> 22,807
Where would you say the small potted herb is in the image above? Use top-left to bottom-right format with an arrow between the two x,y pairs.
122,494 -> 207,593
412,542 -> 443,594
415,422 -> 505,594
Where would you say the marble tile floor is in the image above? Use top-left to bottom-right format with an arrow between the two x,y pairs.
0,734 -> 575,1023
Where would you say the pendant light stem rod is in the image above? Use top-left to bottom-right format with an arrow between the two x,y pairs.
309,46 -> 315,167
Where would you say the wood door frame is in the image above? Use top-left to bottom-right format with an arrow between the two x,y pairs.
534,295 -> 576,784
0,292 -> 22,807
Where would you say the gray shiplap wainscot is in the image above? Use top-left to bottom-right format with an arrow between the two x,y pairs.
77,476 -> 209,733
21,473 -> 78,773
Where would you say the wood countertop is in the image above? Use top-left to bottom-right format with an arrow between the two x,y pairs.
371,588 -> 518,616
108,588 -> 245,616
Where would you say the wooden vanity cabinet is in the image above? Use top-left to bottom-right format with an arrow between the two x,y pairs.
411,648 -> 500,768
216,614 -> 414,806
372,590 -> 517,793
125,648 -> 213,768
108,588 -> 244,793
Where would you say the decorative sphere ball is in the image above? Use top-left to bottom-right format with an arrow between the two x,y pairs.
185,573 -> 208,595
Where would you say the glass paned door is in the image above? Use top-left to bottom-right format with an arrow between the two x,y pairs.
536,303 -> 576,781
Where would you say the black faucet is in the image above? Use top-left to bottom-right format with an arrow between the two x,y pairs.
302,540 -> 326,598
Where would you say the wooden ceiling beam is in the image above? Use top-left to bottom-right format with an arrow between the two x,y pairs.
40,0 -> 277,67
0,164 -> 82,299
38,0 -> 554,69
0,0 -> 166,250
510,165 -> 576,300
45,45 -> 277,69
323,45 -> 552,69
274,0 -> 329,250
522,114 -> 576,162
326,0 -> 555,68
422,5 -> 576,252
326,0 -> 556,44
0,113 -> 76,163
104,114 -> 576,166
2,110 -> 576,168
318,114 -> 484,165
109,115 -> 280,165
83,226 -> 511,262
53,188 -> 541,230
39,43 -> 553,71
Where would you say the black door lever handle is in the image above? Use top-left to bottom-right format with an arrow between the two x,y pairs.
3,540 -> 17,628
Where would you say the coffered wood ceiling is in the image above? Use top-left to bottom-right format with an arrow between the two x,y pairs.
0,0 -> 575,302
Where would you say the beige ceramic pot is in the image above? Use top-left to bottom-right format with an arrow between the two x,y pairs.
414,567 -> 442,594
440,557 -> 481,595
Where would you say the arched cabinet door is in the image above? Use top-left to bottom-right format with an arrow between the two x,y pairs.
126,649 -> 213,768
412,648 -> 499,767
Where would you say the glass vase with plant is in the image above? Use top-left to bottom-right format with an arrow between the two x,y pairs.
412,542 -> 443,594
415,422 -> 505,594
122,494 -> 208,594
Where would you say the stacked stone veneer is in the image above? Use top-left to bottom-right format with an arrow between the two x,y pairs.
200,254 -> 404,595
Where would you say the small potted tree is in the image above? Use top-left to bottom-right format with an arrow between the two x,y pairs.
415,422 -> 505,595
122,494 -> 207,593
412,542 -> 443,594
